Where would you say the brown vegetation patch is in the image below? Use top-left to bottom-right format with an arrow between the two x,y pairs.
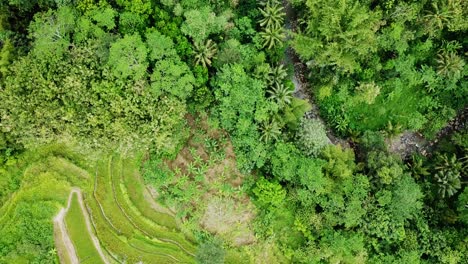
200,196 -> 256,246
162,113 -> 256,246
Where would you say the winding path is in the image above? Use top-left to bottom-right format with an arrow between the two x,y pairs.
53,188 -> 110,264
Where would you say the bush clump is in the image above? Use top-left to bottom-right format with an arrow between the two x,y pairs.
295,118 -> 329,157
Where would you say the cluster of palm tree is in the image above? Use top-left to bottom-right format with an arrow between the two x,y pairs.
259,64 -> 298,143
258,0 -> 285,49
265,64 -> 293,109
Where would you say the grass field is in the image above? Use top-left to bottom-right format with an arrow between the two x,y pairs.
65,192 -> 104,264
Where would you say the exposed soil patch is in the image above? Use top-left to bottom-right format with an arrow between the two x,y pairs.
388,131 -> 430,158
200,197 -> 256,246
389,106 -> 467,159
166,114 -> 245,187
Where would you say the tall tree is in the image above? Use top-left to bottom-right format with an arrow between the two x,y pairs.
292,0 -> 382,72
107,33 -> 148,80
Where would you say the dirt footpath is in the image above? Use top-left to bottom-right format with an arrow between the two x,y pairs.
53,187 -> 110,264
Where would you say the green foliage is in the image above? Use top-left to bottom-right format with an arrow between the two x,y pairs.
196,240 -> 225,264
434,171 -> 461,199
270,142 -> 324,184
267,83 -> 294,109
295,119 -> 329,157
181,6 -> 229,44
432,153 -> 465,198
260,26 -> 285,49
293,0 -> 382,72
388,175 -> 423,223
193,39 -> 217,67
367,151 -> 404,186
407,155 -> 430,180
436,50 -> 465,80
119,11 -> 146,34
108,33 -> 148,80
320,145 -> 355,179
29,6 -> 76,60
267,64 -> 287,87
457,187 -> 468,225
212,64 -> 272,171
253,177 -> 286,209
145,29 -> 177,61
282,98 -> 312,130
65,193 -> 104,263
89,155 -> 196,263
259,119 -> 281,143
150,55 -> 195,99
0,145 -> 88,263
296,0 -> 466,136
1,0 -> 467,263
258,1 -> 284,29
258,0 -> 285,50
0,38 -> 13,77
316,231 -> 367,264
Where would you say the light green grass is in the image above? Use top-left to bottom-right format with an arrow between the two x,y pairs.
120,156 -> 178,230
65,193 -> 104,264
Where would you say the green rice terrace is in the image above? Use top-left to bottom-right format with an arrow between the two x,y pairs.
0,145 -> 199,263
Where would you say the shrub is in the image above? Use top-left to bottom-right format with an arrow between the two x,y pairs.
295,119 -> 329,157
196,240 -> 225,264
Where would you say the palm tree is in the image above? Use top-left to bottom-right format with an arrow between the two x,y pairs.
435,153 -> 465,174
259,2 -> 285,30
436,51 -> 465,79
384,121 -> 402,138
267,83 -> 293,108
423,2 -> 452,36
193,39 -> 217,67
260,26 -> 285,49
267,64 -> 287,87
254,63 -> 272,82
407,155 -> 430,180
434,170 -> 461,198
259,119 -> 281,143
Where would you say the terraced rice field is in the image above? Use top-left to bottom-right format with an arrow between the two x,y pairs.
65,192 -> 105,264
82,154 -> 196,263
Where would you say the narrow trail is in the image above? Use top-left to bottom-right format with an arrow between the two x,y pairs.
53,188 -> 110,264
54,190 -> 79,264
